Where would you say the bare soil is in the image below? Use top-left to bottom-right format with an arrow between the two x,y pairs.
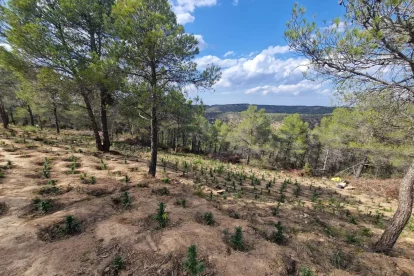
0,128 -> 413,276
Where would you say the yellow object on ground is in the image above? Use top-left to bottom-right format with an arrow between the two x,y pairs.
331,177 -> 342,182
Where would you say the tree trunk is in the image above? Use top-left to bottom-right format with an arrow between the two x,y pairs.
100,87 -> 111,152
27,104 -> 34,126
0,101 -> 9,129
37,115 -> 43,130
322,149 -> 330,171
53,102 -> 60,134
9,108 -> 15,125
373,160 -> 414,253
246,148 -> 251,165
81,92 -> 103,151
354,156 -> 367,179
148,105 -> 158,177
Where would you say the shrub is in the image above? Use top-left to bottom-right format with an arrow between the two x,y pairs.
64,215 -> 81,235
154,202 -> 168,228
39,184 -> 60,195
360,227 -> 373,237
293,183 -> 301,197
120,192 -> 132,208
175,199 -> 186,208
162,177 -> 170,184
0,169 -> 4,178
271,203 -> 281,216
112,255 -> 125,271
100,159 -> 107,170
345,233 -> 360,244
299,267 -> 313,276
183,245 -> 205,276
230,226 -> 246,251
269,221 -> 285,245
229,211 -> 240,219
303,162 -> 313,177
202,212 -> 215,226
330,250 -> 351,269
33,198 -> 53,214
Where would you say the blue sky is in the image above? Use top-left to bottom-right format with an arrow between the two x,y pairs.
170,0 -> 345,106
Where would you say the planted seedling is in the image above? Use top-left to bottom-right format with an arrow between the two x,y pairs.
64,215 -> 80,235
230,226 -> 246,251
202,212 -> 215,226
112,255 -> 125,271
175,199 -> 187,208
299,267 -> 313,276
183,245 -> 205,276
123,175 -> 131,183
120,192 -> 132,208
33,198 -> 53,214
271,202 -> 281,216
154,202 -> 168,228
100,159 -> 107,170
269,221 -> 285,245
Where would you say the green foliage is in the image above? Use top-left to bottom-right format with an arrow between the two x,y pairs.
330,250 -> 349,270
112,255 -> 125,271
174,199 -> 187,208
154,202 -> 168,228
33,198 -> 52,214
63,215 -> 80,235
120,192 -> 132,208
202,212 -> 215,226
100,159 -> 107,170
271,203 -> 281,216
269,222 -> 285,245
227,106 -> 271,165
230,226 -> 246,251
299,267 -> 313,276
303,162 -> 313,176
183,245 -> 205,276
276,114 -> 309,168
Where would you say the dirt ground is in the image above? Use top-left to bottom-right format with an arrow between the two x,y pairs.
0,128 -> 413,276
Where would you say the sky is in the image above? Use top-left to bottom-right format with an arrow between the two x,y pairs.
170,0 -> 345,106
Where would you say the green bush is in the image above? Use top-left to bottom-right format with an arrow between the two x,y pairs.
269,221 -> 285,245
299,267 -> 313,276
64,215 -> 81,235
154,202 -> 168,228
202,212 -> 215,226
230,226 -> 246,251
183,245 -> 205,276
112,255 -> 125,271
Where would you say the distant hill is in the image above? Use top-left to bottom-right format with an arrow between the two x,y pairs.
204,104 -> 335,127
205,104 -> 335,115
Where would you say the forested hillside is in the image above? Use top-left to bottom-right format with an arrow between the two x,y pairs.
205,104 -> 335,114
0,0 -> 413,275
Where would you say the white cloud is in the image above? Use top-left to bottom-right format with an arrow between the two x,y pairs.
171,0 -> 217,24
194,44 -> 331,98
194,35 -> 208,50
195,55 -> 240,69
224,51 -> 235,57
245,80 -> 322,96
233,0 -> 239,6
